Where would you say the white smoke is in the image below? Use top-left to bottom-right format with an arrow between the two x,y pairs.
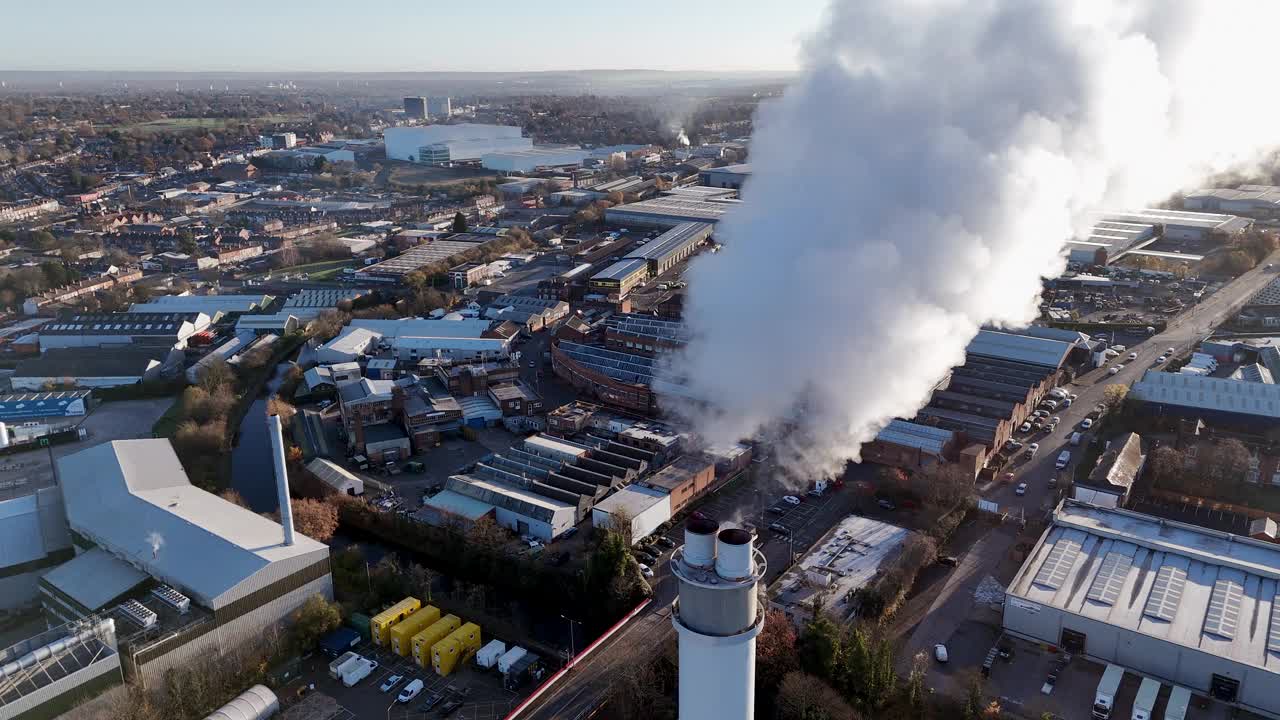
676,128 -> 691,147
667,0 -> 1280,479
146,531 -> 164,559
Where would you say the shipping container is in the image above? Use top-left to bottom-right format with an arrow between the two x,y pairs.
348,613 -> 371,639
411,615 -> 461,668
370,597 -> 421,646
432,622 -> 482,677
497,646 -> 527,674
476,639 -> 507,669
390,605 -> 440,657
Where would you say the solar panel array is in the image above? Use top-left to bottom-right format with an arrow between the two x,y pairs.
1204,577 -> 1244,639
1087,552 -> 1134,606
1144,564 -> 1187,622
558,342 -> 657,384
607,314 -> 686,341
1033,537 -> 1082,590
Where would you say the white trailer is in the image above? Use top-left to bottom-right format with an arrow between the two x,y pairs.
1131,677 -> 1160,720
498,646 -> 528,674
476,639 -> 507,669
1164,686 -> 1191,720
341,657 -> 377,687
328,651 -> 360,680
1093,664 -> 1124,719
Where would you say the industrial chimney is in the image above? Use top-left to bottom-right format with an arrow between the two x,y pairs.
671,517 -> 766,720
267,413 -> 295,546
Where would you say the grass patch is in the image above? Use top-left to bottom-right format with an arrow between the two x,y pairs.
245,259 -> 355,280
106,114 -> 303,134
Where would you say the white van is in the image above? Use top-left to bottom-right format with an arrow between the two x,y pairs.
1056,450 -> 1072,469
397,679 -> 424,703
1070,432 -> 1083,446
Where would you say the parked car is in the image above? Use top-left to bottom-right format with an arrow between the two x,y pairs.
769,522 -> 791,535
1108,365 -> 1123,375
635,551 -> 658,565
768,506 -> 788,515
639,564 -> 654,578
1025,443 -> 1040,457
782,495 -> 801,505
439,700 -> 462,716
397,679 -> 424,704
1015,483 -> 1028,496
1127,352 -> 1138,361
877,498 -> 896,510
938,555 -> 959,567
1055,450 -> 1072,469
381,675 -> 404,693
935,644 -> 950,663
654,537 -> 676,549
1166,347 -> 1175,355
1019,422 -> 1032,433
1080,418 -> 1094,430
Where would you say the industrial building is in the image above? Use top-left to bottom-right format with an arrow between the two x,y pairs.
357,238 -> 492,281
551,342 -> 660,415
336,376 -> 463,459
383,125 -> 531,165
1065,219 -> 1157,265
1004,500 -> 1280,719
403,96 -> 427,119
862,419 -> 957,470
0,390 -> 90,423
623,221 -> 712,276
604,196 -> 736,228
0,618 -> 122,720
639,455 -> 715,513
0,462 -> 73,611
317,317 -> 510,365
1129,370 -> 1280,431
36,312 -> 209,351
44,438 -> 332,688
481,147 -> 588,172
1073,432 -> 1145,508
605,313 -> 686,357
1104,209 -> 1252,242
422,472 -> 578,542
592,484 -> 670,542
699,163 -> 752,191
483,295 -> 570,332
589,259 -> 649,301
769,515 -> 911,625
126,294 -> 271,320
1183,185 -> 1280,218
10,346 -> 179,391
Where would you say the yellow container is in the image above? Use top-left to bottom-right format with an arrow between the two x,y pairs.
370,597 -> 420,646
390,605 -> 440,657
411,615 -> 460,668
432,622 -> 481,677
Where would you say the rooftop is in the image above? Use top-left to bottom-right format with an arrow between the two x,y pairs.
57,440 -> 328,609
874,420 -> 954,456
39,313 -> 204,337
642,455 -> 712,493
605,196 -> 735,224
770,515 -> 911,621
623,222 -> 713,263
1008,500 -> 1280,674
966,329 -> 1072,369
1080,432 -> 1145,495
594,483 -> 667,518
0,390 -> 91,422
41,547 -> 148,612
13,346 -> 167,379
592,258 -> 649,283
1130,370 -> 1280,419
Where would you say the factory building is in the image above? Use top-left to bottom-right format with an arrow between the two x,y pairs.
551,342 -> 659,415
281,288 -> 368,321
383,125 -> 531,165
127,294 -> 271,320
481,147 -> 588,172
1104,208 -> 1252,242
0,391 -> 90,423
592,485 -> 670,542
357,237 -> 494,282
638,455 -> 715,514
699,163 -> 752,191
589,259 -> 649,301
1064,219 -> 1157,265
1183,185 -> 1280,218
317,318 -> 510,365
769,515 -> 912,626
604,314 -> 686,358
604,196 -> 736,229
623,221 -> 712,276
44,439 -> 332,689
10,346 -> 179,391
422,472 -> 577,542
36,312 -> 209,351
483,295 -> 570,332
1129,370 -> 1280,432
1004,501 -> 1280,719
862,419 -> 957,471
0,618 -> 122,719
0,468 -> 73,611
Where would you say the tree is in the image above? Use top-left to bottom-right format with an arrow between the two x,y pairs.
756,610 -> 799,692
963,672 -> 987,720
277,497 -> 339,542
797,617 -> 842,684
1150,446 -> 1191,493
906,650 -> 930,711
312,156 -> 328,173
406,562 -> 438,603
218,488 -> 249,508
1201,438 -> 1253,489
451,211 -> 468,233
775,672 -> 857,720
1102,384 -> 1130,419
286,594 -> 342,655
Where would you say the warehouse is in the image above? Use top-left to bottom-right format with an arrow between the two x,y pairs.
0,467 -> 73,611
11,346 -> 178,391
605,314 -> 686,357
589,259 -> 649,301
638,455 -> 715,513
425,471 -> 577,541
47,440 -> 332,689
699,163 -> 752,191
592,484 -> 670,542
1129,370 -> 1280,431
604,196 -> 735,229
1004,500 -> 1280,719
481,147 -> 588,172
551,342 -> 658,415
862,419 -> 956,470
1183,185 -> 1280,218
37,312 -> 209,351
623,221 -> 712,276
483,295 -> 570,332
357,239 -> 493,281
0,390 -> 90,422
318,318 -> 509,364
1065,219 -> 1157,265
383,124 -> 531,164
304,457 -> 365,497
127,294 -> 271,319
0,618 -> 123,719
1104,208 -> 1252,242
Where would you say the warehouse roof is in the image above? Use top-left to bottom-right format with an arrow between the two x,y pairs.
422,489 -> 496,521
1103,208 -> 1252,233
446,474 -> 574,523
41,546 -> 148,612
39,312 -> 205,337
874,420 -> 954,456
595,484 -> 666,518
129,294 -> 270,315
13,346 -> 166,379
57,440 -> 326,608
1186,186 -> 1280,207
966,330 -> 1072,369
607,313 -> 686,342
605,196 -> 734,224
1130,370 -> 1280,419
771,515 -> 909,621
592,258 -> 649,283
1008,500 -> 1280,673
624,222 -> 712,263
0,390 -> 90,421
1080,432 -> 1145,495
1247,277 -> 1280,306
643,455 -> 712,493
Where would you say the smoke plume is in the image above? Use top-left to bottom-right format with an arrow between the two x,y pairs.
146,531 -> 164,559
668,0 -> 1280,479
676,128 -> 691,147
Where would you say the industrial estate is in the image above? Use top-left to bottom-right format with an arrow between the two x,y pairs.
4,11 -> 1280,720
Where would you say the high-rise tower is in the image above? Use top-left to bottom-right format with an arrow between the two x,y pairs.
671,517 -> 766,720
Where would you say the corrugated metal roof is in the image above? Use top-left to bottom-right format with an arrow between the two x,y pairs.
41,546 -> 148,611
874,420 -> 954,455
592,258 -> 648,283
1130,370 -> 1280,419
966,330 -> 1072,369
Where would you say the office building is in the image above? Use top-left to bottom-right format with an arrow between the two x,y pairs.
481,147 -> 588,173
383,125 -> 531,165
427,97 -> 451,119
404,96 -> 427,119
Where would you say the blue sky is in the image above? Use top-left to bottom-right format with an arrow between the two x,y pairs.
5,1 -> 829,72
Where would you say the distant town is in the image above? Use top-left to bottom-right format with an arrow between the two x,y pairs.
4,47 -> 1280,720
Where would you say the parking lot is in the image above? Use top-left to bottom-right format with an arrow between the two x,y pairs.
289,635 -> 521,720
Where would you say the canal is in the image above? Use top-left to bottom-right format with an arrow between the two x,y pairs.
229,361 -> 293,512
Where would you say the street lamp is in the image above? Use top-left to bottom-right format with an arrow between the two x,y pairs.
561,614 -> 580,666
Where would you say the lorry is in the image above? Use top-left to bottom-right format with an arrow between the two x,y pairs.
1131,676 -> 1160,720
1093,664 -> 1124,719
1164,685 -> 1191,720
340,656 -> 379,687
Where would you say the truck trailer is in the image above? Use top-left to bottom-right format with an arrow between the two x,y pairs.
1131,677 -> 1160,720
340,656 -> 379,687
1093,664 -> 1124,719
328,651 -> 360,680
1164,686 -> 1192,720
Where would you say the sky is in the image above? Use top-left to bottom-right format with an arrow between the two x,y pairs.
3,0 -> 828,73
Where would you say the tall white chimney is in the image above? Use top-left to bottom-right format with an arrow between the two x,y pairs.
671,519 -> 765,720
267,413 -> 295,546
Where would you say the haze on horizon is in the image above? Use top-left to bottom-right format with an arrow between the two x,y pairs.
3,0 -> 825,74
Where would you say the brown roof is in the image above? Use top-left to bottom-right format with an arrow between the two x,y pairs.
1082,432 -> 1145,494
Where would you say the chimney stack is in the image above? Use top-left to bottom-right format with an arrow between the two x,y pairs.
267,413 -> 295,546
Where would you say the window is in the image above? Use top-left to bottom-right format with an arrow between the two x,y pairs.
1087,552 -> 1133,606
1144,564 -> 1187,622
1033,537 -> 1082,590
1210,674 -> 1239,702
1204,577 -> 1244,639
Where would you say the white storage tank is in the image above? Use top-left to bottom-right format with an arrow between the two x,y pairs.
203,684 -> 278,720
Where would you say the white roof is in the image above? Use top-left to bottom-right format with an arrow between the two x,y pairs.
771,515 -> 910,618
966,329 -> 1072,369
351,317 -> 491,339
524,434 -> 588,459
57,440 -> 327,609
1130,370 -> 1280,419
595,484 -> 667,517
321,326 -> 381,357
41,546 -> 148,611
1009,501 -> 1280,673
130,295 -> 269,314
